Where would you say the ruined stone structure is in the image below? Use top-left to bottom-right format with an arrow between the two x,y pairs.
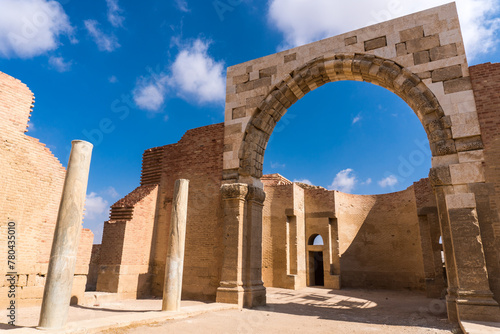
92,3 -> 500,325
261,175 -> 446,298
0,72 -> 94,308
2,2 -> 500,327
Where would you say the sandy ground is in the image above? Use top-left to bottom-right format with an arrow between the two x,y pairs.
0,299 -> 205,330
112,287 -> 462,334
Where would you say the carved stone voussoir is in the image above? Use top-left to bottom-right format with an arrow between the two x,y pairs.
429,166 -> 452,187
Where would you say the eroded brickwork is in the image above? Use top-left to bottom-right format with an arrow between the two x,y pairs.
0,71 -> 93,307
98,123 -> 225,301
151,123 -> 225,301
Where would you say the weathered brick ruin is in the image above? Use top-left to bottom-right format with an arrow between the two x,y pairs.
0,72 -> 94,307
2,2 -> 500,326
91,3 -> 500,324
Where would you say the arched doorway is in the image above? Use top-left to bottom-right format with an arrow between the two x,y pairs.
217,5 -> 500,324
308,234 -> 325,287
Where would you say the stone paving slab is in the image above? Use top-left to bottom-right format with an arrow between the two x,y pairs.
460,321 -> 500,334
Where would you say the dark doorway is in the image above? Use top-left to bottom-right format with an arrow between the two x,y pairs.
309,251 -> 324,286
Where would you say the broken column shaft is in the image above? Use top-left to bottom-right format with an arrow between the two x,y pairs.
38,140 -> 93,330
162,179 -> 189,311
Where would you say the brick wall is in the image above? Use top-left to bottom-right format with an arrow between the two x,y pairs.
97,185 -> 158,298
262,176 -> 306,289
86,244 -> 101,291
97,123 -> 225,301
470,63 -> 500,236
336,188 -> 427,290
151,123 -> 225,301
262,173 -> 428,292
0,71 -> 93,307
469,62 -> 500,303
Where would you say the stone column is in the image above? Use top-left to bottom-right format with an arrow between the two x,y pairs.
38,140 -> 93,330
243,185 -> 266,307
216,183 -> 248,307
445,192 -> 500,322
162,179 -> 189,312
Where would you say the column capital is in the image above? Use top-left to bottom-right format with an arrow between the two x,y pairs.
246,185 -> 266,204
221,183 -> 248,200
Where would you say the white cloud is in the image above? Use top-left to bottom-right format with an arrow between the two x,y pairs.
85,192 -> 109,220
294,179 -> 313,185
108,75 -> 118,83
267,0 -> 500,59
361,178 -> 372,185
378,175 -> 398,188
352,114 -> 362,124
132,38 -> 226,111
48,55 -> 71,72
0,0 -> 73,58
170,39 -> 226,103
106,0 -> 125,27
133,75 -> 168,111
175,0 -> 189,12
271,162 -> 286,169
104,186 -> 119,199
328,168 -> 357,193
84,19 -> 120,52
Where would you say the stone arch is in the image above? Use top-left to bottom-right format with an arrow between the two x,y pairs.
239,53 -> 452,179
308,233 -> 323,246
218,4 -> 500,323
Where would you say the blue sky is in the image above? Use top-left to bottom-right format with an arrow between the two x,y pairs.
0,0 -> 499,243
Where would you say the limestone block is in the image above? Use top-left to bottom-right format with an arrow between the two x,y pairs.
414,51 -> 430,65
449,162 -> 485,184
439,29 -> 462,46
456,100 -> 476,114
432,65 -> 463,82
232,106 -> 246,120
453,184 -> 469,194
452,124 -> 481,139
396,42 -> 408,56
432,154 -> 459,167
249,71 -> 259,81
400,26 -> 424,42
458,150 -> 484,163
447,90 -> 475,104
429,166 -> 452,186
225,123 -> 242,136
450,112 -> 481,138
344,36 -> 357,46
233,74 -> 249,85
406,35 -> 440,54
284,53 -> 296,63
455,136 -> 484,153
444,77 -> 472,94
364,36 -> 387,51
418,71 -> 431,80
430,44 -> 458,62
408,55 -> 465,76
445,193 -> 476,209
